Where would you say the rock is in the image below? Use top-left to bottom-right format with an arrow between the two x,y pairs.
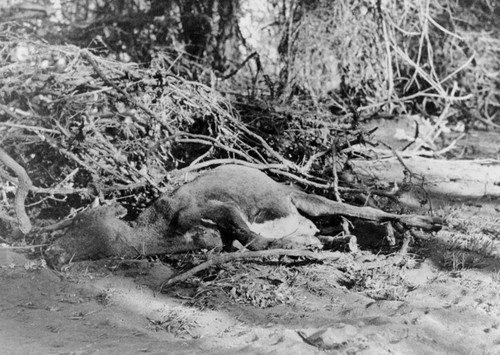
300,324 -> 358,350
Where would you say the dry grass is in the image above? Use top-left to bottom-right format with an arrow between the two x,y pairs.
438,213 -> 500,271
147,308 -> 198,337
162,255 -> 345,309
339,254 -> 418,301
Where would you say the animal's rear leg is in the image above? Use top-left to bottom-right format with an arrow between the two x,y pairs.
201,201 -> 271,250
290,191 -> 442,231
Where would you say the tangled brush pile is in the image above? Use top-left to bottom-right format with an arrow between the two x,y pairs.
0,23 -> 364,233
282,0 -> 500,124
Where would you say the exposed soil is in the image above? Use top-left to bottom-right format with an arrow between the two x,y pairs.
1,122 -> 500,354
2,204 -> 500,355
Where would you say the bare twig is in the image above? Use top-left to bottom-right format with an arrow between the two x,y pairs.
0,244 -> 49,250
0,121 -> 60,134
331,143 -> 342,202
179,158 -> 285,173
0,103 -> 25,121
226,116 -> 297,169
220,52 -> 259,80
176,158 -> 347,191
81,50 -> 175,135
379,142 -> 414,177
269,168 -> 346,190
174,137 -> 255,162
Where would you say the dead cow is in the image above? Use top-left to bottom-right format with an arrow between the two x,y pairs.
135,164 -> 441,249
45,164 -> 442,266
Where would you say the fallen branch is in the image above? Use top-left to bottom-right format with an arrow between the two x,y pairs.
351,155 -> 500,197
179,158 -> 285,173
175,158 -> 351,191
0,148 -> 32,234
159,249 -> 344,291
0,244 -> 48,250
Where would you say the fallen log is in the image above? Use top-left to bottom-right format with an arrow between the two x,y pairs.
351,155 -> 500,198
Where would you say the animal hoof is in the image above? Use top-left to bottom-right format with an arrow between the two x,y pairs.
401,215 -> 443,231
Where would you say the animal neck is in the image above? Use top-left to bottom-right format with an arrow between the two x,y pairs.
134,197 -> 176,229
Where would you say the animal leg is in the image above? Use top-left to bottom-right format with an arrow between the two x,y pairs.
290,191 -> 442,231
200,201 -> 272,250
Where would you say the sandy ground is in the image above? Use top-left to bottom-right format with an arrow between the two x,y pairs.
1,121 -> 499,354
1,197 -> 500,355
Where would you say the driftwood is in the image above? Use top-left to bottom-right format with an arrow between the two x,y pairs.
351,155 -> 500,198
